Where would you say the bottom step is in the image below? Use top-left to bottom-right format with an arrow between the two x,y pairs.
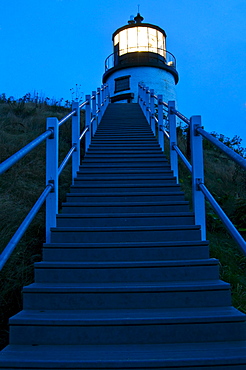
1,342 -> 246,369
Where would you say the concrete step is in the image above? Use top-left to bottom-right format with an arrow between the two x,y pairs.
92,134 -> 155,138
76,170 -> 173,176
34,259 -> 219,283
83,153 -> 167,159
88,144 -> 161,148
70,183 -> 181,193
2,342 -> 246,369
79,163 -> 170,170
80,161 -> 170,167
96,122 -> 150,126
42,240 -> 210,262
74,176 -> 178,185
65,192 -> 185,203
86,149 -> 163,154
95,131 -> 153,135
73,178 -> 178,186
22,280 -> 232,310
50,225 -> 201,243
92,134 -> 156,138
9,307 -> 246,345
61,200 -> 190,213
87,149 -> 162,153
56,212 -> 195,227
91,134 -> 158,141
81,158 -> 169,165
95,125 -> 153,128
76,169 -> 174,176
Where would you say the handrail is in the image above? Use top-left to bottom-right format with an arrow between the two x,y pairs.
170,107 -> 190,125
58,145 -> 76,176
0,184 -> 53,271
58,109 -> 76,127
159,125 -> 170,139
199,182 -> 246,255
79,126 -> 89,141
0,83 -> 110,270
153,94 -> 168,108
173,144 -> 192,173
138,83 -> 246,254
0,129 -> 53,175
154,116 -> 169,139
161,101 -> 168,109
197,127 -> 246,170
79,100 -> 88,109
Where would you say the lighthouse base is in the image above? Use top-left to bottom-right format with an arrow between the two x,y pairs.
103,65 -> 177,104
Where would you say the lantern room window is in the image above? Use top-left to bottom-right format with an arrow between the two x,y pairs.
113,26 -> 166,58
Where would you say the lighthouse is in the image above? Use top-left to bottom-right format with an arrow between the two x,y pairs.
102,13 -> 179,103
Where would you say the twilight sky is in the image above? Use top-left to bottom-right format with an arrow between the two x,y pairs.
1,0 -> 246,146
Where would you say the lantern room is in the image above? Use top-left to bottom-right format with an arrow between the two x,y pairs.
102,13 -> 178,104
113,20 -> 166,59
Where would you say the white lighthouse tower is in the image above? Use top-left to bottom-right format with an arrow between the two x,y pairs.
102,13 -> 179,103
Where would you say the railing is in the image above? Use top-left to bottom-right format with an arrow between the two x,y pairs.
138,83 -> 246,255
0,84 -> 110,271
105,48 -> 176,71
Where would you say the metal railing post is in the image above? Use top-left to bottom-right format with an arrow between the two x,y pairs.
143,85 -> 146,113
104,85 -> 107,109
190,115 -> 206,240
168,101 -> 179,182
101,85 -> 105,116
46,117 -> 58,243
105,84 -> 110,108
141,84 -> 145,110
150,89 -> 155,135
158,95 -> 164,152
85,95 -> 91,153
97,88 -> 101,124
72,102 -> 80,184
142,86 -> 146,116
92,91 -> 97,137
145,87 -> 150,121
139,84 -> 144,110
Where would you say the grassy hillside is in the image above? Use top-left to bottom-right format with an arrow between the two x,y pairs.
0,94 -> 84,349
167,125 -> 246,312
0,95 -> 245,350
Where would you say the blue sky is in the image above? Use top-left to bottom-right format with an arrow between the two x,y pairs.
1,0 -> 246,146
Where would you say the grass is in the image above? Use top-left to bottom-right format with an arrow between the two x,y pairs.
208,232 -> 246,312
170,126 -> 246,312
0,96 -> 84,349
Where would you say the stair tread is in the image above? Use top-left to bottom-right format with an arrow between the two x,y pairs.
23,280 -> 230,292
62,200 -> 189,206
2,342 -> 246,367
76,175 -> 174,179
34,259 -> 218,268
44,240 -> 209,247
66,191 -> 184,196
84,154 -> 167,157
50,225 -> 200,232
57,212 -> 194,218
10,306 -> 245,325
71,183 -> 180,188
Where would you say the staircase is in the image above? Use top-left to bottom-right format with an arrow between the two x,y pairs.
1,103 -> 246,369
